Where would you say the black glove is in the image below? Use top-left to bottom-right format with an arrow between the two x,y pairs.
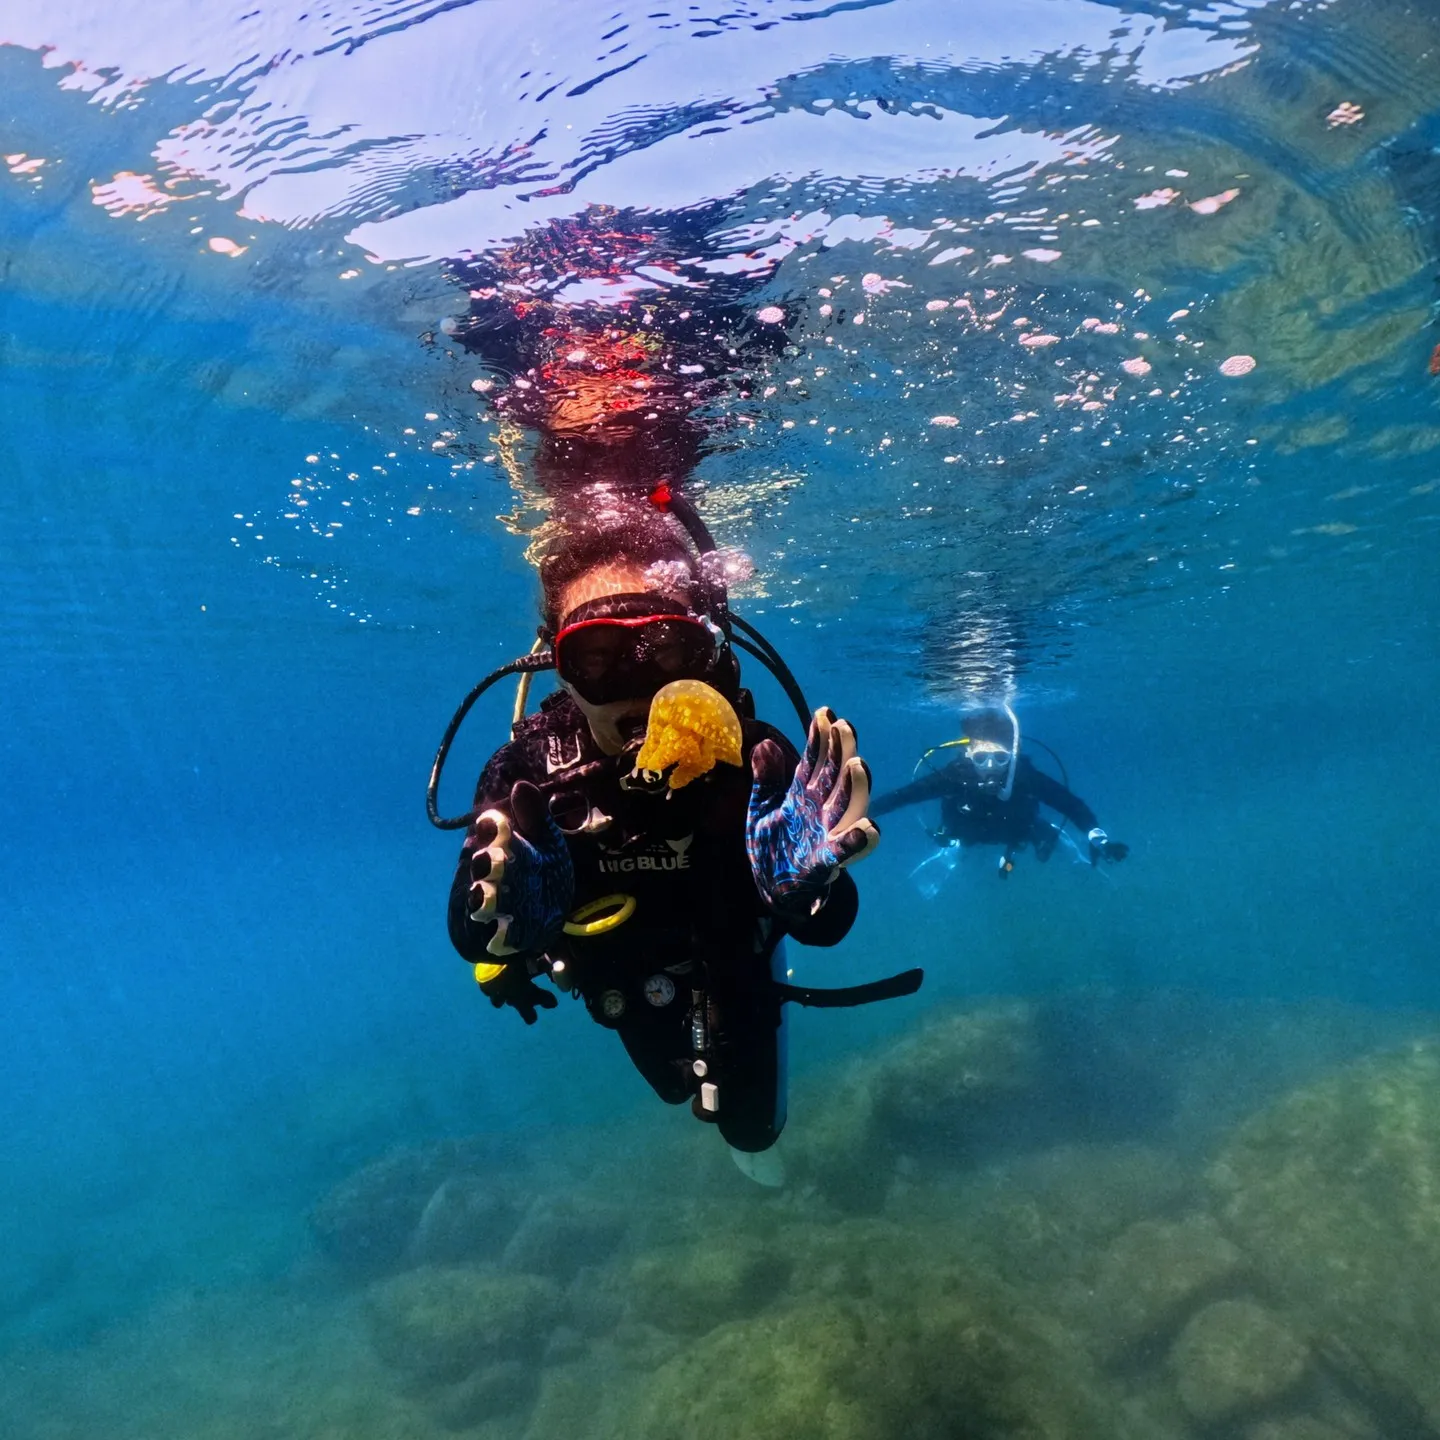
1087,828 -> 1129,865
477,960 -> 558,1026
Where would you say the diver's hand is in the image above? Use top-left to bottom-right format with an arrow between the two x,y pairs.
465,780 -> 575,958
476,961 -> 558,1026
746,708 -> 880,920
1087,828 -> 1129,865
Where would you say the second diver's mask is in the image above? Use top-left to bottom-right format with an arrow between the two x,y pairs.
957,701 -> 1021,800
964,739 -> 1013,790
908,701 -> 1020,821
553,593 -> 723,707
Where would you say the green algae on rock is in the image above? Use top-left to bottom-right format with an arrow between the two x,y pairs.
1090,1214 -> 1245,1359
1246,1418 -> 1351,1440
626,1233 -> 789,1333
788,1003 -> 1041,1209
619,1278 -> 1168,1440
1209,1037 -> 1440,1428
500,1191 -> 631,1280
1168,1298 -> 1309,1423
408,1173 -> 521,1268
311,1141 -> 521,1275
311,1147 -> 460,1274
954,1142 -> 1192,1291
429,1357 -> 537,1427
365,1264 -> 562,1384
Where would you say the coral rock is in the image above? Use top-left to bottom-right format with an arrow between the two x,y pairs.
365,1264 -> 562,1384
618,1268 -> 1174,1440
310,1141 -> 517,1275
430,1358 -> 537,1428
790,1004 -> 1041,1209
407,1174 -> 519,1267
1091,1214 -> 1245,1358
1209,1038 -> 1440,1428
626,1234 -> 787,1332
1247,1419 -> 1349,1440
1169,1299 -> 1308,1422
501,1193 -> 629,1281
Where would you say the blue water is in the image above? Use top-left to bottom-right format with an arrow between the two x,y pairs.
3,1 -> 1439,1434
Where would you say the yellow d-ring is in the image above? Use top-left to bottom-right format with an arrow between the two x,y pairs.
563,893 -> 637,937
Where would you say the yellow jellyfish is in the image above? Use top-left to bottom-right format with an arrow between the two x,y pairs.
634,679 -> 743,789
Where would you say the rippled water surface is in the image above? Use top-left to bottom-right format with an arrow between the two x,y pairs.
3,2 -> 1440,1436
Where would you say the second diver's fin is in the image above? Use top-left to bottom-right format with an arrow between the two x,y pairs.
909,844 -> 959,899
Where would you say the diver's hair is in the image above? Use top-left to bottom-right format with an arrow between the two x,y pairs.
537,489 -> 698,627
960,706 -> 1016,745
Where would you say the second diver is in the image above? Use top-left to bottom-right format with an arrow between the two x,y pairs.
872,703 -> 1129,878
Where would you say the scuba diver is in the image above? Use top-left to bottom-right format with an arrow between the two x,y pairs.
428,209 -> 921,1176
871,703 -> 1130,878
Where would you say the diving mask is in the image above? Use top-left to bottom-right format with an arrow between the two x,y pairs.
554,593 -> 722,706
965,739 -> 1012,784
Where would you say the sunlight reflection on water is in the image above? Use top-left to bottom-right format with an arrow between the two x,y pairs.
2,0 -> 1437,691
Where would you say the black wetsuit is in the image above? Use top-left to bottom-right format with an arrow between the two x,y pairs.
448,690 -> 857,1152
871,756 -> 1097,864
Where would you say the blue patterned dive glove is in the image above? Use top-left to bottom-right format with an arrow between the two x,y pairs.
746,708 -> 881,920
465,780 -> 575,960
